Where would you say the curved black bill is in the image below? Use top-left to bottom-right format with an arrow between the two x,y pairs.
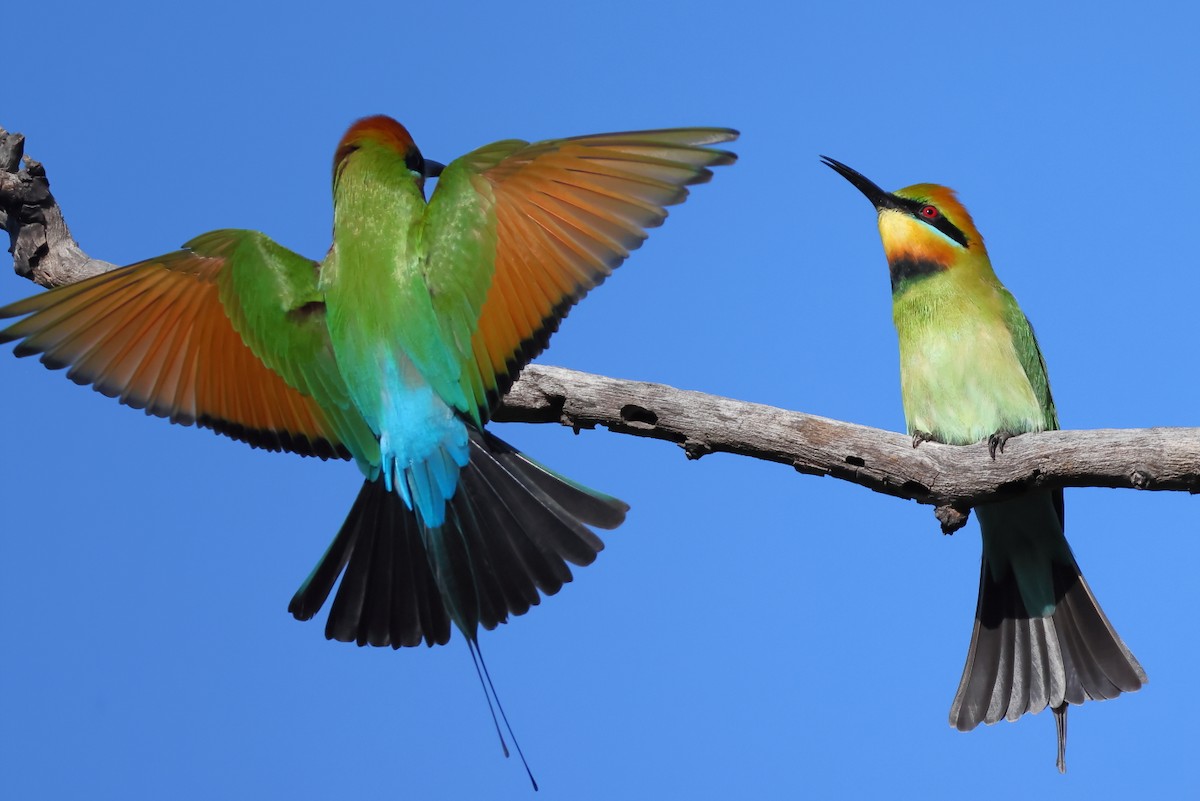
820,156 -> 895,210
423,159 -> 446,179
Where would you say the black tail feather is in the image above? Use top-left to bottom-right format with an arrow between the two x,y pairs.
454,467 -> 545,615
952,555 -> 1146,728
287,427 -> 627,648
361,490 -> 398,647
287,487 -> 364,623
950,550 -> 1146,769
468,638 -> 538,790
1056,568 -> 1145,697
466,459 -> 575,593
483,430 -> 628,529
288,478 -> 452,647
468,437 -> 607,571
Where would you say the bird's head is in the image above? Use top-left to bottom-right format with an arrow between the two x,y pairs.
333,115 -> 445,187
822,157 -> 988,291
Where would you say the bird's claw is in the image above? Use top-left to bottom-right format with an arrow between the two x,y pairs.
911,430 -> 936,449
987,430 -> 1015,459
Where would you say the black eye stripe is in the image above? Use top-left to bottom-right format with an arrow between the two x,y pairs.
405,150 -> 425,174
894,197 -> 968,247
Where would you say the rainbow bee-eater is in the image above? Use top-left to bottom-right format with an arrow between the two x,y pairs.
0,116 -> 737,778
822,157 -> 1145,771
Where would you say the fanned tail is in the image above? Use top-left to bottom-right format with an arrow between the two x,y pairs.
949,549 -> 1147,770
287,475 -> 452,646
287,427 -> 628,647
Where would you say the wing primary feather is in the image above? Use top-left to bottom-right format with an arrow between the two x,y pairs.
32,273 -> 178,373
18,273 -> 159,366
2,267 -> 152,339
133,278 -> 209,421
4,234 -> 357,460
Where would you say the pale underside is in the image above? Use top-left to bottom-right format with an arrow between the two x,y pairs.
894,279 -> 1047,444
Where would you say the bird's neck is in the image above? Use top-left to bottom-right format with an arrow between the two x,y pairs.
324,151 -> 426,294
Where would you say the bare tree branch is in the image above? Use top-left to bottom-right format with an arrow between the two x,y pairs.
6,123 -> 1199,535
0,125 -> 117,287
494,364 -> 1200,530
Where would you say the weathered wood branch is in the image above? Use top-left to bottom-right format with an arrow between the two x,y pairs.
0,126 -> 117,287
494,365 -> 1200,529
6,123 -> 1199,534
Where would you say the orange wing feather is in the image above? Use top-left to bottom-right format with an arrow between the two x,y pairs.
467,129 -> 737,414
1,253 -> 350,460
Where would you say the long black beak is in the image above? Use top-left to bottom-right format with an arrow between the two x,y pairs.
820,156 -> 895,210
423,159 -> 446,179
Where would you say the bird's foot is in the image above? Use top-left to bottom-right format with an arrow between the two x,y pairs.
987,430 -> 1017,459
911,430 -> 936,449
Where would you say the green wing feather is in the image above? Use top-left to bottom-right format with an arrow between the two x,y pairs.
422,128 -> 739,424
998,287 -> 1064,525
196,230 -> 379,465
998,287 -> 1059,431
0,229 -> 378,466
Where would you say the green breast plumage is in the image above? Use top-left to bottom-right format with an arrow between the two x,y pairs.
892,271 -> 1051,444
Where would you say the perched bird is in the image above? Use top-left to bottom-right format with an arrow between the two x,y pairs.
0,116 -> 737,780
822,157 -> 1145,771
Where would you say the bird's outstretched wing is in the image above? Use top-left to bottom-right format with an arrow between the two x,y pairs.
420,127 -> 738,422
0,229 -> 377,462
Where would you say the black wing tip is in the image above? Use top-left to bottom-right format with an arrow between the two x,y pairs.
5,337 -> 350,461
480,298 -> 576,421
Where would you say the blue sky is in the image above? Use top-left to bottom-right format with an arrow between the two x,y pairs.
4,2 -> 1199,798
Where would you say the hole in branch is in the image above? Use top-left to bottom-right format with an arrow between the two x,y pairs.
620,404 -> 658,429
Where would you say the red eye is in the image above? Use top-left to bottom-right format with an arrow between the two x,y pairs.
919,205 -> 940,220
